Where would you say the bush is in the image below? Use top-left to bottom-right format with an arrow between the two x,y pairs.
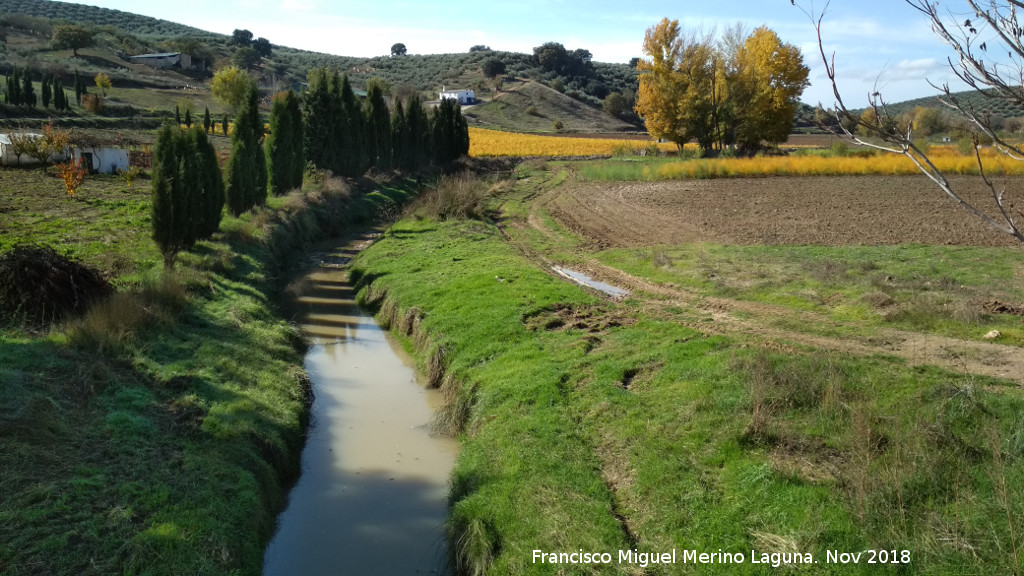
409,172 -> 488,220
525,105 -> 540,117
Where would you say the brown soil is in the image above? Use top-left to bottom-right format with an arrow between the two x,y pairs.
548,176 -> 1023,247
508,174 -> 1024,385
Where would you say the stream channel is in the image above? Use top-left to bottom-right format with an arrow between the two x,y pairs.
263,232 -> 458,575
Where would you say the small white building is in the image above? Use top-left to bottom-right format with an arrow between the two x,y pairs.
439,89 -> 476,105
130,52 -> 193,70
0,133 -> 67,166
72,146 -> 129,174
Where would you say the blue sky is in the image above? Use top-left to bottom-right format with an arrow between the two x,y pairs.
65,0 -> 973,105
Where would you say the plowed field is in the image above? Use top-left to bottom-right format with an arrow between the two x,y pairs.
548,175 -> 1023,247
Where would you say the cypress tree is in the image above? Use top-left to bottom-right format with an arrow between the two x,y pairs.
287,89 -> 305,189
193,127 -> 224,238
338,75 -> 366,177
41,76 -> 51,109
203,107 -> 211,134
151,124 -> 187,268
266,91 -> 291,196
54,79 -> 67,111
226,86 -> 267,215
404,94 -> 429,170
364,83 -> 392,170
222,114 -> 229,135
5,74 -> 14,105
184,108 -> 192,128
74,71 -> 83,105
22,67 -> 35,108
391,100 -> 408,171
302,68 -> 340,173
175,105 -> 181,126
267,90 -> 306,196
11,69 -> 21,106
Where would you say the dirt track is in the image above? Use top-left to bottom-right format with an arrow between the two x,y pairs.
549,175 -> 1023,247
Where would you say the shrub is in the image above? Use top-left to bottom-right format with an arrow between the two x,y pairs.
525,105 -> 539,117
409,172 -> 488,220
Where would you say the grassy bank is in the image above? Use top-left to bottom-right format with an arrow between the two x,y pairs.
0,168 -> 417,575
597,243 -> 1024,347
352,177 -> 1024,575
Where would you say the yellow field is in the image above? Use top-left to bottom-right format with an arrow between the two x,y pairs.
468,127 -> 678,157
653,147 -> 1024,179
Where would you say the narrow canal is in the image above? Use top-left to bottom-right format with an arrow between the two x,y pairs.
263,234 -> 458,575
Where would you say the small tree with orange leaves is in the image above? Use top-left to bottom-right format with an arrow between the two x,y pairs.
58,158 -> 86,196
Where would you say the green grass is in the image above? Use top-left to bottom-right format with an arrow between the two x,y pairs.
597,243 -> 1024,346
0,168 -> 419,575
351,176 -> 1024,575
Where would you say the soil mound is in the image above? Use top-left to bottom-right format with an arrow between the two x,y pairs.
0,244 -> 112,327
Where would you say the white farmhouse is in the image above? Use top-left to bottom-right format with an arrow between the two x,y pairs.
0,133 -> 67,166
72,146 -> 129,174
439,88 -> 476,105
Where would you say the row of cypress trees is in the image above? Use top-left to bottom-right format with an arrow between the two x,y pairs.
152,73 -> 470,265
4,67 -> 37,107
303,67 -> 470,177
40,75 -> 71,111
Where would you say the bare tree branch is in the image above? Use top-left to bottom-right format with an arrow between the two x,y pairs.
795,0 -> 1024,244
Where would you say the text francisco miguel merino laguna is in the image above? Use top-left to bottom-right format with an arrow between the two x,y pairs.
532,548 -> 911,568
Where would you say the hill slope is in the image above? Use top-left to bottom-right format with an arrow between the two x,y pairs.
466,79 -> 636,133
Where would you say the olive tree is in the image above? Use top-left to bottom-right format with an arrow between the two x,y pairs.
798,0 -> 1024,244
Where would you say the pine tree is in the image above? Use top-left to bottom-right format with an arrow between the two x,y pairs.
41,76 -> 51,109
203,107 -> 212,134
226,86 -> 267,215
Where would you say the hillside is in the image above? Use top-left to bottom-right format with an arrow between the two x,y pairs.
465,78 -> 637,133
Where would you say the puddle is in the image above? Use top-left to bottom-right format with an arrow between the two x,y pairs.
263,234 -> 458,575
552,266 -> 630,299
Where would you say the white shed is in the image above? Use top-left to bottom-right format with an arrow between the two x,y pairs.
0,133 -> 67,166
439,89 -> 476,105
72,147 -> 130,174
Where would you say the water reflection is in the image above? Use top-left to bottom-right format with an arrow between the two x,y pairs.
264,239 -> 458,575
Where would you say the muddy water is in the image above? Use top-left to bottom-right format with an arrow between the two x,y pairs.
263,235 -> 458,575
552,266 -> 630,299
